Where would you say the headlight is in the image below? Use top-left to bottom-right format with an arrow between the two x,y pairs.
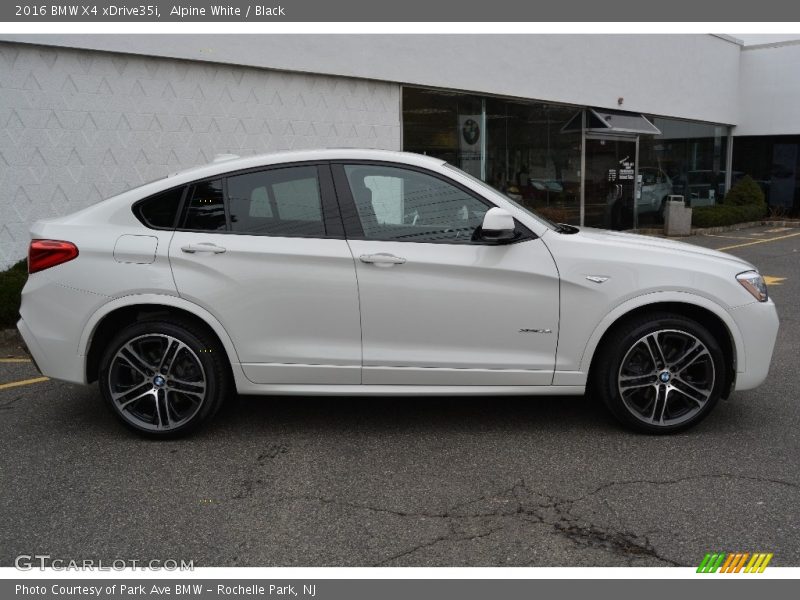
736,271 -> 768,302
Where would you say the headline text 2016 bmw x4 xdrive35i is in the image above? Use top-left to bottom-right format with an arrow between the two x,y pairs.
17,150 -> 779,437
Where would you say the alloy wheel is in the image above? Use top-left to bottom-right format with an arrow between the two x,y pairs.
617,329 -> 716,427
107,334 -> 207,432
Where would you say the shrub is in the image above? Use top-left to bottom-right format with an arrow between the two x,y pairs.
691,175 -> 767,228
0,259 -> 27,328
724,175 -> 766,207
692,204 -> 765,228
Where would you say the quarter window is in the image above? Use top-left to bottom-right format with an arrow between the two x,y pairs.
227,166 -> 325,237
134,187 -> 184,229
343,165 -> 489,243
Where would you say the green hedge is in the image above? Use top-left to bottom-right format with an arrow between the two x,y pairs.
692,203 -> 766,228
723,175 -> 766,207
691,175 -> 766,228
0,259 -> 27,328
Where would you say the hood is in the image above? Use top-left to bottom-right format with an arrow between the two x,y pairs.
573,227 -> 756,271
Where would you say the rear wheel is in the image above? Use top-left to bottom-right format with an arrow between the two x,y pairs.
98,319 -> 229,438
593,312 -> 726,434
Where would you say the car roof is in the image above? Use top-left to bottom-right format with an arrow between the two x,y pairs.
164,149 -> 447,183
49,146 -> 552,238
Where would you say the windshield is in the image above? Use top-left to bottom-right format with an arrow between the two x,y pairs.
443,163 -> 561,230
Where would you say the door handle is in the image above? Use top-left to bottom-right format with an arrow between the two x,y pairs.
359,253 -> 407,266
181,242 -> 227,254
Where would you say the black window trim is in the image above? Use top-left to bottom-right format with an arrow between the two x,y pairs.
133,161 -> 345,240
329,160 -> 537,245
132,159 -> 535,244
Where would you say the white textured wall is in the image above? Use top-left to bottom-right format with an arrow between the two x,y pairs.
737,42 -> 800,136
0,34 -> 742,125
0,42 -> 400,268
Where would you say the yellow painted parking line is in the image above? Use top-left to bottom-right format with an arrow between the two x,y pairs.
764,276 -> 786,286
0,376 -> 49,391
0,358 -> 31,363
703,233 -> 757,241
716,231 -> 800,252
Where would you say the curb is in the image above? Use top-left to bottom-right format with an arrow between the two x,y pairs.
635,219 -> 800,238
692,219 -> 800,235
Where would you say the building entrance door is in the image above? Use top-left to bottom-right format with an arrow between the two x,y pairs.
584,136 -> 638,230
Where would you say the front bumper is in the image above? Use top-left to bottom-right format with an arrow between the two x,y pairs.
731,299 -> 780,391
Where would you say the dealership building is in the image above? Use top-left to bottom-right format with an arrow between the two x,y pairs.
1,33 -> 799,268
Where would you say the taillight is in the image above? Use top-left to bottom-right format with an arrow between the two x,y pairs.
28,240 -> 79,274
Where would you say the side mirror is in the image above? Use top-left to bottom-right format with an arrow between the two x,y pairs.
479,207 -> 516,243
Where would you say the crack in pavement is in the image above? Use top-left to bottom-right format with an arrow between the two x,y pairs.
373,521 -> 507,567
0,394 -> 23,409
227,476 -> 718,566
551,522 -> 680,567
223,470 -> 798,566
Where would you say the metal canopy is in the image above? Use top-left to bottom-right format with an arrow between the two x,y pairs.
561,109 -> 661,135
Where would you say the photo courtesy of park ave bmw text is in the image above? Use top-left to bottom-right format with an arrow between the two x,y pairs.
0,1 -> 799,595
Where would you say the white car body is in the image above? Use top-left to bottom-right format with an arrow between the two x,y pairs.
17,149 -> 778,431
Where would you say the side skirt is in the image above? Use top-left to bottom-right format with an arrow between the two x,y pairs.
233,383 -> 586,397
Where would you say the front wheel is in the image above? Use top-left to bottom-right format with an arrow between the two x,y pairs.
98,319 -> 229,438
593,312 -> 727,434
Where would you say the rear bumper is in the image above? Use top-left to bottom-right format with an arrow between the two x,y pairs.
16,274 -> 109,386
15,319 -> 40,373
731,299 -> 780,391
17,317 -> 86,384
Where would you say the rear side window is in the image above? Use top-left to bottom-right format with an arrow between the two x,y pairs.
183,179 -> 226,231
134,187 -> 184,229
227,166 -> 325,237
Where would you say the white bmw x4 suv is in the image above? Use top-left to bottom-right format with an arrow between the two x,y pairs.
17,150 -> 779,437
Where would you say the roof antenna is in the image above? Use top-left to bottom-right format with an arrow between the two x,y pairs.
212,153 -> 240,163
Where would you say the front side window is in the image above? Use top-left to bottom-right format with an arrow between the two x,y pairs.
343,165 -> 489,243
183,179 -> 226,231
227,166 -> 325,237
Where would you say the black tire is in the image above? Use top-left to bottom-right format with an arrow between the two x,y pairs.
592,312 -> 726,434
98,319 -> 230,438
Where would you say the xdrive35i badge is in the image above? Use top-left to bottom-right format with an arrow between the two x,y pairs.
519,328 -> 553,334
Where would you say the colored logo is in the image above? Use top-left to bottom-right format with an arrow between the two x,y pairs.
697,552 -> 773,573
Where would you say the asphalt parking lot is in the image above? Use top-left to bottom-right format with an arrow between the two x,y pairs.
1,225 -> 798,568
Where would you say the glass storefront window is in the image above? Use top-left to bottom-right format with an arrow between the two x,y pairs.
403,88 -> 582,225
402,88 -> 483,171
638,118 -> 729,225
403,87 -> 732,229
484,99 -> 581,225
